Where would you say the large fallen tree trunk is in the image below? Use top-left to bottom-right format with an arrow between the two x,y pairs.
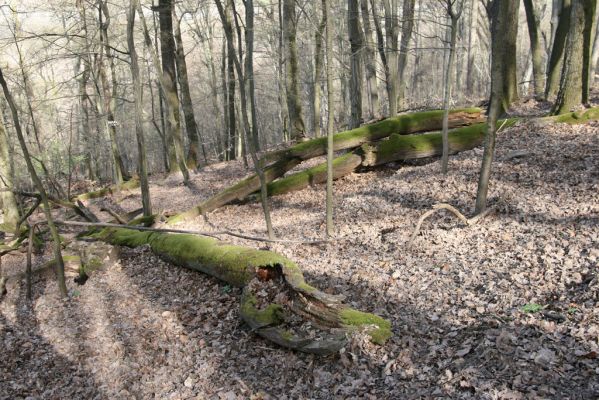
169,108 -> 483,222
260,108 -> 483,164
262,122 -> 499,197
73,178 -> 140,202
90,226 -> 391,355
255,109 -> 599,198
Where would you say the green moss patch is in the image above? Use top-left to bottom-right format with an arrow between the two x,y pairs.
339,308 -> 392,345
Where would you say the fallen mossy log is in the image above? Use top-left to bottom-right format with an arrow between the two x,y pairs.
169,109 -> 483,222
260,108 -> 483,164
168,157 -> 302,222
262,122 -> 500,197
263,152 -> 363,197
90,227 -> 391,354
361,120 -> 517,166
73,178 -> 140,202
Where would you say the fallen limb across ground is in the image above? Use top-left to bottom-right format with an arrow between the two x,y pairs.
87,225 -> 391,355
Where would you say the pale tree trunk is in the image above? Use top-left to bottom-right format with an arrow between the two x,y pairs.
383,0 -> 399,117
173,11 -> 207,169
592,15 -> 599,85
283,0 -> 307,140
371,0 -> 390,115
0,66 -> 67,297
476,0 -> 516,214
465,0 -> 477,96
127,0 -> 152,217
552,0 -> 595,113
397,0 -> 416,108
324,0 -> 334,237
546,0 -> 571,100
0,113 -> 19,234
98,0 -> 129,184
581,0 -> 597,104
441,0 -> 463,174
313,10 -> 326,137
278,0 -> 290,142
245,0 -> 274,239
348,0 -> 363,129
523,0 -> 546,98
152,0 -> 190,184
360,0 -> 380,119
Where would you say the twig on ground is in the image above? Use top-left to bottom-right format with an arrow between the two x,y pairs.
408,201 -> 501,246
99,207 -> 128,224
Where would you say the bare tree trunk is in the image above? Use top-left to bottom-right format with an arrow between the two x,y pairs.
245,0 -> 274,239
0,66 -> 67,297
173,11 -> 207,169
127,0 -> 152,218
152,0 -> 190,183
523,0 -> 546,98
552,0 -> 595,113
283,0 -> 307,140
324,0 -> 334,237
371,0 -> 390,115
546,0 -> 572,100
360,0 -> 380,119
441,1 -> 463,174
0,113 -> 19,234
582,0 -> 597,104
383,0 -> 399,117
397,0 -> 416,108
348,0 -> 363,129
313,10 -> 326,137
592,13 -> 599,85
98,0 -> 130,183
476,0 -> 515,214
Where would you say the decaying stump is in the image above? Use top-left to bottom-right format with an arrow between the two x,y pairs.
90,226 -> 391,355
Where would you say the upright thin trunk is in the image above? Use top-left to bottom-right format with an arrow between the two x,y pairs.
0,66 -> 67,297
552,0 -> 594,113
154,0 -> 190,183
397,0 -> 416,108
592,15 -> 599,85
127,0 -> 152,217
441,2 -> 462,174
99,0 -> 129,183
383,0 -> 399,116
0,114 -> 19,234
348,0 -> 363,129
465,0 -> 477,96
523,0 -> 546,98
371,0 -> 390,114
313,11 -> 326,137
173,12 -> 207,168
581,0 -> 597,104
546,0 -> 572,100
283,0 -> 307,140
324,0 -> 334,237
360,0 -> 380,119
476,0 -> 516,214
245,0 -> 274,239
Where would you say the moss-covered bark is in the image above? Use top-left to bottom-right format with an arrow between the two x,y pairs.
265,152 -> 363,197
261,108 -> 483,164
74,178 -> 140,202
360,121 -> 517,167
91,226 -> 391,354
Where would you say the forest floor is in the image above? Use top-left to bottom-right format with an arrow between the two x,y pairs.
1,100 -> 599,399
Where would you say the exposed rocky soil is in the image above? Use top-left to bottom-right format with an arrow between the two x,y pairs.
1,107 -> 598,399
